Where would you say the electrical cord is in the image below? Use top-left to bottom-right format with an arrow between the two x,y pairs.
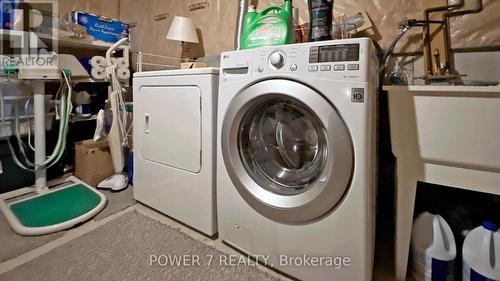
47,69 -> 73,168
25,99 -> 35,152
53,80 -> 64,120
1,78 -> 36,171
0,78 -> 5,130
107,62 -> 130,148
105,37 -> 131,149
1,72 -> 35,170
3,69 -> 73,171
8,99 -> 37,170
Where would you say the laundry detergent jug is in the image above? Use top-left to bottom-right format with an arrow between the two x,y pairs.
462,222 -> 500,281
411,212 -> 457,281
240,0 -> 294,49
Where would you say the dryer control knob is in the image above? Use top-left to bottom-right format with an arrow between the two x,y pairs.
269,51 -> 285,69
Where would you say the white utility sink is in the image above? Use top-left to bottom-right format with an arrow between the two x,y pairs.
383,85 -> 500,281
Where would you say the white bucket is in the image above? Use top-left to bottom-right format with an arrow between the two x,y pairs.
411,212 -> 457,281
462,221 -> 500,281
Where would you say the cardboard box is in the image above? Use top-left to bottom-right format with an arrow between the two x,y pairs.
74,140 -> 115,186
180,62 -> 207,69
71,11 -> 129,43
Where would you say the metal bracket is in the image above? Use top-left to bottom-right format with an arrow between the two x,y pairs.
154,13 -> 169,21
189,1 -> 209,11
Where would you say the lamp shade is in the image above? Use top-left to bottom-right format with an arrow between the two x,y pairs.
166,16 -> 199,43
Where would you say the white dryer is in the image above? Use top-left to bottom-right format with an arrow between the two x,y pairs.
133,68 -> 219,236
217,38 -> 378,280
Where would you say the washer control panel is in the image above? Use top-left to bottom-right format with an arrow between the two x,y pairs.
269,51 -> 285,69
221,38 -> 374,83
309,43 -> 360,63
259,42 -> 363,76
308,43 -> 360,73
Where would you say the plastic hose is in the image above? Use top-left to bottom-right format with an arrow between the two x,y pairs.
2,69 -> 73,171
1,77 -> 35,171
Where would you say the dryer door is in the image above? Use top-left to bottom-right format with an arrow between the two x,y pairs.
221,79 -> 354,223
136,86 -> 201,173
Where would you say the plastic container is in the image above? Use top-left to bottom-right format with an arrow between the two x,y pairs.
240,0 -> 294,49
127,150 -> 133,185
1,0 -> 18,29
462,221 -> 500,281
411,212 -> 457,281
308,0 -> 333,41
331,12 -> 365,39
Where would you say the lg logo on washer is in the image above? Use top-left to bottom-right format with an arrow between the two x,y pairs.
351,88 -> 365,103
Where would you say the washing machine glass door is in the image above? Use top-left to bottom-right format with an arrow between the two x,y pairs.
222,79 -> 354,223
239,96 -> 326,195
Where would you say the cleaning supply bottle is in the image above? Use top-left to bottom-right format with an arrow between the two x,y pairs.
411,212 -> 457,281
308,0 -> 333,41
240,0 -> 294,49
462,221 -> 500,281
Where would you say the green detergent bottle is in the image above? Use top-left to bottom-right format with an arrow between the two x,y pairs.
240,0 -> 294,49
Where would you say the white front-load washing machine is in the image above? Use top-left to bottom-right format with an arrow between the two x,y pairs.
133,68 -> 219,236
217,38 -> 378,281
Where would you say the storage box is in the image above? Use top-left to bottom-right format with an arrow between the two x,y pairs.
180,62 -> 208,69
71,11 -> 128,43
0,0 -> 16,29
74,140 -> 114,186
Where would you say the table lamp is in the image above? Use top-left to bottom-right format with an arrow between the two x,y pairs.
166,16 -> 199,59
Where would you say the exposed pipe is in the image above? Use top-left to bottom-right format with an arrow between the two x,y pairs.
423,0 -> 464,76
422,0 -> 484,78
382,0 -> 485,80
235,0 -> 249,50
446,0 -> 483,18
381,26 -> 411,72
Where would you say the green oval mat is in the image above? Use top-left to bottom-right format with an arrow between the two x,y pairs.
10,184 -> 102,228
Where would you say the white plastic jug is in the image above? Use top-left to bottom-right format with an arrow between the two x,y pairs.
411,212 -> 457,281
462,221 -> 500,281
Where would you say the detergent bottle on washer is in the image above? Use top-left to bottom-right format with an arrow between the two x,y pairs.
240,0 -> 294,49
